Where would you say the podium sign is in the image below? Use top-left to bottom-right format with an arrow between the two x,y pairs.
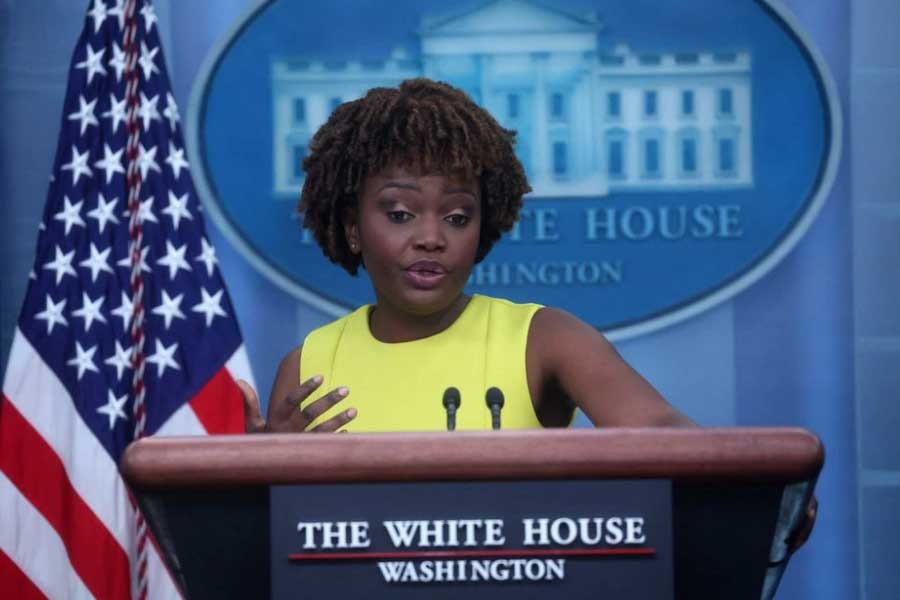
271,479 -> 672,599
121,429 -> 824,599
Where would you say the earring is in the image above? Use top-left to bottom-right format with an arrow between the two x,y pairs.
350,242 -> 358,252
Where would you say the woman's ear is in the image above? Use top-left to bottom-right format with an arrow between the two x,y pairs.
343,207 -> 360,254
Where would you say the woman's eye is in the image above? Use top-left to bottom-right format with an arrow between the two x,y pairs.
387,211 -> 412,223
445,214 -> 470,227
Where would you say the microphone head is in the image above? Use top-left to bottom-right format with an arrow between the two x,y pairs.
442,386 -> 461,409
485,386 -> 505,408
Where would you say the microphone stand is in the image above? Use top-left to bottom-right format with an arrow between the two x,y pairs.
442,387 -> 461,431
485,387 -> 505,431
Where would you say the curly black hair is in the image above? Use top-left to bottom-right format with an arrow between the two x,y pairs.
298,78 -> 531,275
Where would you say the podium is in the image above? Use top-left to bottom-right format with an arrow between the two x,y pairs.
121,428 -> 823,599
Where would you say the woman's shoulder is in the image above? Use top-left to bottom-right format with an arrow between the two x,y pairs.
526,306 -> 619,382
529,305 -> 603,342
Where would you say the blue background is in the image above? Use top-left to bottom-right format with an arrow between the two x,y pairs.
2,1 -> 898,598
198,0 -> 829,328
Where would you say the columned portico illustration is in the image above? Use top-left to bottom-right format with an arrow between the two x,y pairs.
271,0 -> 753,198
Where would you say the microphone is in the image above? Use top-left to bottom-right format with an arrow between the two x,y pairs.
485,387 -> 504,430
442,387 -> 461,431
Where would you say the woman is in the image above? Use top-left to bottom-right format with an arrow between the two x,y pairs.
239,78 -> 693,433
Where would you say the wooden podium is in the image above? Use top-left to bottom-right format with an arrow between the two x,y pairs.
121,428 -> 823,599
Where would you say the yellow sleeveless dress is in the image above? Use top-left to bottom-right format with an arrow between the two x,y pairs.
299,295 -> 544,432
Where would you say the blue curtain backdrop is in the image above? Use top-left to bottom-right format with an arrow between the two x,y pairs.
2,1 -> 897,598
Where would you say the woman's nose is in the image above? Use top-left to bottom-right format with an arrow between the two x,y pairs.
413,217 -> 446,251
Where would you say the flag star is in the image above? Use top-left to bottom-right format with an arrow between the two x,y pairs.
157,241 -> 192,280
122,197 -> 159,225
75,43 -> 106,84
104,341 -> 132,382
87,193 -> 120,233
29,270 -> 36,280
94,143 -> 125,184
116,244 -> 151,273
43,246 -> 77,284
195,237 -> 218,276
53,196 -> 86,236
103,93 -> 127,133
111,291 -> 134,329
66,341 -> 100,381
164,142 -> 189,179
140,4 -> 158,32
34,295 -> 68,334
163,92 -> 180,131
72,291 -> 108,332
60,145 -> 93,185
67,95 -> 99,136
137,92 -> 161,131
79,243 -> 114,282
193,287 -> 227,327
162,191 -> 193,230
135,142 -> 161,179
87,0 -> 108,33
109,42 -> 127,82
152,290 -> 186,329
108,0 -> 125,30
97,389 -> 129,430
138,41 -> 159,81
146,339 -> 180,377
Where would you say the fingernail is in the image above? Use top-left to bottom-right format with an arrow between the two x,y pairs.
338,387 -> 349,397
347,407 -> 357,418
311,375 -> 323,384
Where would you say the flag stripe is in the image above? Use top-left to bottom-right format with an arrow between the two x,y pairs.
0,547 -> 49,600
0,471 -> 92,600
0,396 -> 131,600
188,366 -> 245,434
154,397 -> 206,436
226,344 -> 255,389
3,330 -> 134,551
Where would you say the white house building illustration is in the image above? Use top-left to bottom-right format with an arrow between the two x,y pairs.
271,0 -> 753,197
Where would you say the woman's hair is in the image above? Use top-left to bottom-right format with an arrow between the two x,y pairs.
298,77 -> 531,275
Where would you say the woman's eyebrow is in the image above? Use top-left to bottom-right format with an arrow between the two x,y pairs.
445,187 -> 477,197
377,181 -> 420,193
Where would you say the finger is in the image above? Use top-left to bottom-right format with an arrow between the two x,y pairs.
270,375 -> 324,422
299,386 -> 350,427
236,379 -> 266,433
310,407 -> 358,433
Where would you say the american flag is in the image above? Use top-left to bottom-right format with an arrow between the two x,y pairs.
0,1 -> 253,598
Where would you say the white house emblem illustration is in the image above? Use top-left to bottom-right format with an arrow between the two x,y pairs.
270,0 -> 753,198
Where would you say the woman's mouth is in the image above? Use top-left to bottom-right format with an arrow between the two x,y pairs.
404,261 -> 448,289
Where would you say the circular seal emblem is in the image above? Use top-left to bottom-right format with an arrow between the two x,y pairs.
188,0 -> 840,339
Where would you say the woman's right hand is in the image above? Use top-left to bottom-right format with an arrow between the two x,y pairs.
237,376 -> 357,433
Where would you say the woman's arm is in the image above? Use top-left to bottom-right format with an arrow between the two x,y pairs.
238,345 -> 357,433
527,307 -> 695,427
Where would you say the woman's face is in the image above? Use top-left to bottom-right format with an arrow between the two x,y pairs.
346,165 -> 482,317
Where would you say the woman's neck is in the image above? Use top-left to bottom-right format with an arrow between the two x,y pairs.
368,294 -> 471,343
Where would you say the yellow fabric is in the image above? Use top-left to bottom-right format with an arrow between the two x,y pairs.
299,295 -> 544,432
